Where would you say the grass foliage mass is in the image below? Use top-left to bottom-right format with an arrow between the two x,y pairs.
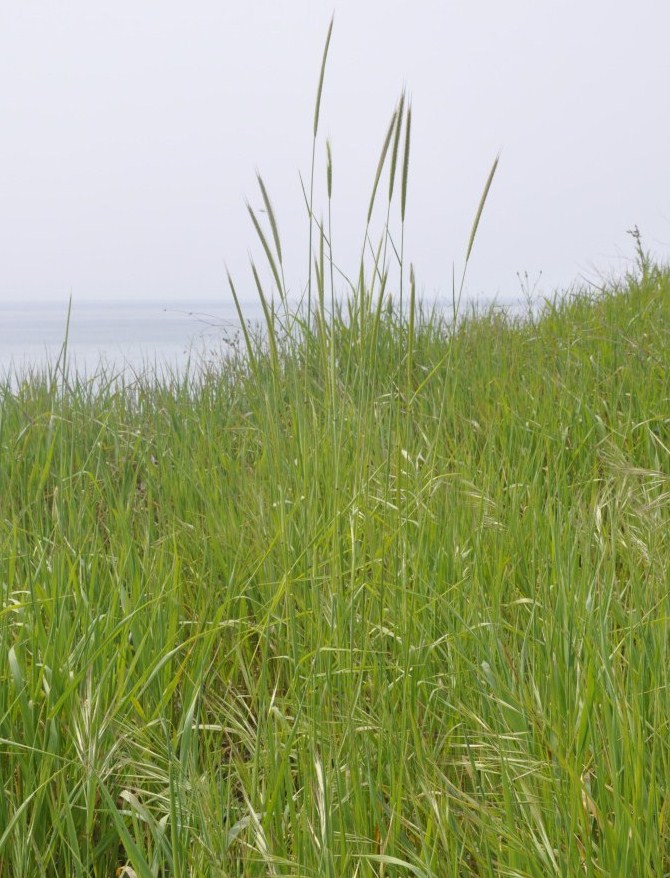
2,25 -> 670,878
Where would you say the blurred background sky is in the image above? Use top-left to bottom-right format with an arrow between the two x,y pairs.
1,0 -> 669,307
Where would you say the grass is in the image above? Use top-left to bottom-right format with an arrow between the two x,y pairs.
2,25 -> 670,878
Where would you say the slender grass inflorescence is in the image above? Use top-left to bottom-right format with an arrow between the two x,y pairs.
307,15 -> 334,330
1,20 -> 670,878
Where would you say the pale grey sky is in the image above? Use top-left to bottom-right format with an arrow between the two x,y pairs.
1,1 -> 668,306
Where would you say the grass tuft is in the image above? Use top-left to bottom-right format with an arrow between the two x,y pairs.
2,20 -> 670,878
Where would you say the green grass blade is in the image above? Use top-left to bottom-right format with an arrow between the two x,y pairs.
227,269 -> 257,372
251,259 -> 279,373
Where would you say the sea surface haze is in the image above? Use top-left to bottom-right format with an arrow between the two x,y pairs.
0,298 -> 251,382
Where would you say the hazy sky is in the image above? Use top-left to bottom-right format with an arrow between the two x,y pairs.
2,1 -> 669,307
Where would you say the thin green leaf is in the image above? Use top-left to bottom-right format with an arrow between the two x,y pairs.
251,260 -> 279,373
227,269 -> 257,372
96,781 -> 154,878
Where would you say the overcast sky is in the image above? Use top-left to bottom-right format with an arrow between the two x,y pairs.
1,1 -> 669,307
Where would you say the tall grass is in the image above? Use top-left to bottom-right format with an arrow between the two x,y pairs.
2,23 -> 670,878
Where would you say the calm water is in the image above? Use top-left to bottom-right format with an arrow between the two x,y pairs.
0,298 -> 256,383
1,293 -> 528,387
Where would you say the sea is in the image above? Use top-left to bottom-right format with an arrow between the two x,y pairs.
0,298 -> 259,386
0,292 -> 527,389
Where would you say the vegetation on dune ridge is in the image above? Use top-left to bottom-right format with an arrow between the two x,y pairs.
2,256 -> 670,876
2,21 -> 670,878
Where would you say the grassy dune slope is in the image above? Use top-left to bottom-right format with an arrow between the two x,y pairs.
1,260 -> 669,876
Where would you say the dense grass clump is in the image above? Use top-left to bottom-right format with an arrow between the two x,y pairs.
1,259 -> 669,876
3,22 -> 670,875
